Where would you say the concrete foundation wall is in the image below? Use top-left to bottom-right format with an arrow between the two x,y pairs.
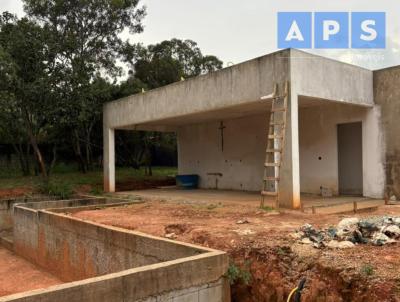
299,102 -> 385,198
0,196 -> 59,232
14,203 -> 206,282
178,114 -> 268,191
2,277 -> 229,302
5,199 -> 229,302
374,66 -> 400,199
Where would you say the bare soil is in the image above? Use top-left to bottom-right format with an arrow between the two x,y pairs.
0,187 -> 32,199
0,247 -> 62,297
72,198 -> 400,302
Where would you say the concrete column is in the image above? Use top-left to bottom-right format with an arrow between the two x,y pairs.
104,127 -> 115,193
279,91 -> 301,209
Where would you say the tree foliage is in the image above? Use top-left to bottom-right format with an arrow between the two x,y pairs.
0,13 -> 59,178
0,2 -> 223,179
126,38 -> 223,89
21,0 -> 147,173
116,39 -> 223,173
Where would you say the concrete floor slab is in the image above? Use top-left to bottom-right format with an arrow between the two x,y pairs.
116,188 -> 385,214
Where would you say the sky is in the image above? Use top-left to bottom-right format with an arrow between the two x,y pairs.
2,0 -> 400,70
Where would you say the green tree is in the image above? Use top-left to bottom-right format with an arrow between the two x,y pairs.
126,38 -> 223,89
22,0 -> 146,172
0,13 -> 59,178
119,39 -> 223,173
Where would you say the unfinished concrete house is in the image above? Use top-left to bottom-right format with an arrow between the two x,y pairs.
103,49 -> 400,210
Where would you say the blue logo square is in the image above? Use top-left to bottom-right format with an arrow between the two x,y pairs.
314,12 -> 349,49
278,12 -> 312,49
352,12 -> 386,49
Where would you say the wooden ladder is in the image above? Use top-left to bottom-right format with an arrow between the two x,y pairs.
260,82 -> 289,209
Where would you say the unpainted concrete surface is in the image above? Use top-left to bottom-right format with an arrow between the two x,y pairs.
103,49 -> 380,209
0,197 -> 229,302
374,66 -> 400,200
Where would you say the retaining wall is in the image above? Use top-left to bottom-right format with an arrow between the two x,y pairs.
1,198 -> 229,302
0,195 -> 59,231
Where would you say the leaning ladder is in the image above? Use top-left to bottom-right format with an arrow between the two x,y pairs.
260,82 -> 289,209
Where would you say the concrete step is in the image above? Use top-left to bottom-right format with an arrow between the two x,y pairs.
303,199 -> 385,215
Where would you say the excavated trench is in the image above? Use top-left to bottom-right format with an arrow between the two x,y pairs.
229,246 -> 399,302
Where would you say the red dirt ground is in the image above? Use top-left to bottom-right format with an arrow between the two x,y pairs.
0,187 -> 32,199
0,247 -> 62,297
72,198 -> 400,302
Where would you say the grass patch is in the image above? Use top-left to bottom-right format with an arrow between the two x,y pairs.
260,205 -> 276,212
0,164 -> 177,195
38,181 -> 73,199
360,264 -> 375,276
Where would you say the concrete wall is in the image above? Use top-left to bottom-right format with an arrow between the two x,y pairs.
0,196 -> 60,232
374,66 -> 400,199
2,274 -> 229,302
5,199 -> 229,302
178,114 -> 267,191
298,102 -> 385,198
14,203 -> 207,282
290,49 -> 374,106
103,48 -> 379,208
104,50 -> 290,130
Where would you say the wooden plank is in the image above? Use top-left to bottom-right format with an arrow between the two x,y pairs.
261,191 -> 278,196
264,163 -> 280,167
268,135 -> 284,139
270,121 -> 285,126
271,107 -> 287,113
264,176 -> 280,181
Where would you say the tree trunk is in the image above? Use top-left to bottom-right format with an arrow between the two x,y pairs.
25,143 -> 31,175
73,130 -> 87,173
85,123 -> 94,170
28,130 -> 48,179
47,144 -> 57,176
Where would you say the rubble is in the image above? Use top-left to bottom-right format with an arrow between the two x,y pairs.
165,233 -> 176,239
294,216 -> 400,248
327,240 -> 355,249
233,228 -> 256,236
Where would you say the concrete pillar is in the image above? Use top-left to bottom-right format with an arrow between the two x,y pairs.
279,91 -> 301,209
104,127 -> 115,193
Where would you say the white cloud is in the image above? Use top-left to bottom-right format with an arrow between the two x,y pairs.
1,0 -> 400,69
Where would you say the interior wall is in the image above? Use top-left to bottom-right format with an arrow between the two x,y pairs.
299,102 -> 385,198
177,114 -> 268,191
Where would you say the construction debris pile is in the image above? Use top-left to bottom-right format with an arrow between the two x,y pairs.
294,217 -> 400,249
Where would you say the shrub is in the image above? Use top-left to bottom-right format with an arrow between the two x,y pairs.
360,264 -> 375,276
226,262 -> 252,285
39,181 -> 73,199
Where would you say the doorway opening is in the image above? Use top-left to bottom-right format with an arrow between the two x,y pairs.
337,122 -> 363,196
